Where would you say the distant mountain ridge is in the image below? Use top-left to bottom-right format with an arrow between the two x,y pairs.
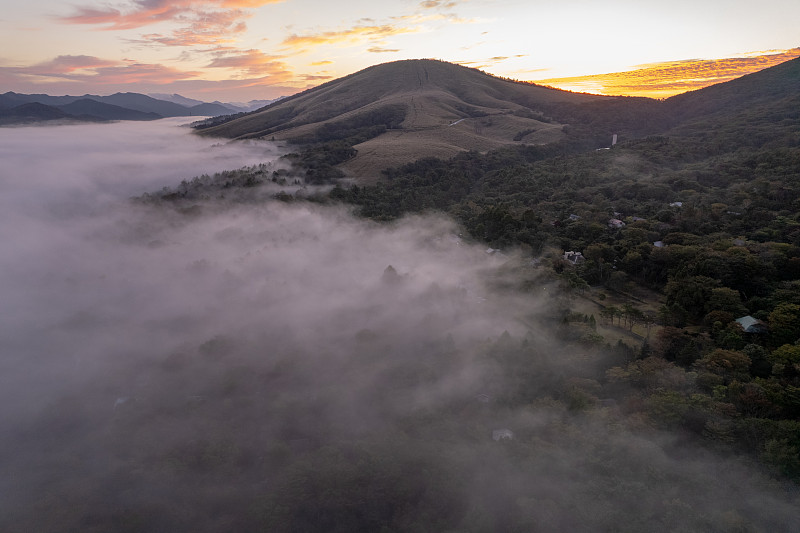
147,93 -> 209,108
0,102 -> 93,125
147,93 -> 278,113
56,99 -> 162,121
0,91 -> 252,125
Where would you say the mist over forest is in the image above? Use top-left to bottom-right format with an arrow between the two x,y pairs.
1,120 -> 798,532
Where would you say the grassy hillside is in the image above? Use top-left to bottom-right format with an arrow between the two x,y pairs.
199,57 -> 800,181
197,59 -> 614,177
666,56 -> 800,121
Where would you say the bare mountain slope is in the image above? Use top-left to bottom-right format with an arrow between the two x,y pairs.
199,59 -> 608,177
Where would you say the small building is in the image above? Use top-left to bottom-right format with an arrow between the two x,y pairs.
486,248 -> 508,259
492,429 -> 514,441
608,219 -> 626,229
563,251 -> 585,265
653,241 -> 665,248
669,201 -> 683,208
735,315 -> 767,334
569,214 -> 581,221
631,216 -> 646,222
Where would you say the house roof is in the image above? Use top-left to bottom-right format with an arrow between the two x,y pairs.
735,315 -> 767,333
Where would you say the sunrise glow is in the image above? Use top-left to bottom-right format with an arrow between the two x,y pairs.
1,1 -> 798,101
534,49 -> 800,98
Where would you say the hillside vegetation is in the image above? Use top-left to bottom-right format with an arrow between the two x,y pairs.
197,59 -> 613,177
317,56 -> 800,484
160,57 -> 800,486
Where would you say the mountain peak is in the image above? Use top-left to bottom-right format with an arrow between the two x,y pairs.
198,59 -> 606,176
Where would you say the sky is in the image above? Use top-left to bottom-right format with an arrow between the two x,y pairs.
0,1 -> 798,102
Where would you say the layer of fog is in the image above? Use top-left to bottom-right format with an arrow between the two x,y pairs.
1,120 -> 797,531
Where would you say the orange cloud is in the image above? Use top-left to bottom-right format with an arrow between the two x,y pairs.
368,46 -> 400,53
278,3 -> 472,55
135,10 -> 250,46
419,0 -> 459,9
60,0 -> 283,47
21,55 -> 120,75
60,0 -> 281,29
0,55 -> 201,86
457,54 -> 527,70
0,53 -> 306,101
281,24 -> 418,51
406,0 -> 473,24
91,61 -> 204,84
205,49 -> 294,81
533,49 -> 800,98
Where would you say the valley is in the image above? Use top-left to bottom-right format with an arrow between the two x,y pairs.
2,55 -> 800,532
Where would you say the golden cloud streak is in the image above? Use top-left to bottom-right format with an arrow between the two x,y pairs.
533,49 -> 800,98
419,0 -> 459,9
368,46 -> 401,53
457,54 -> 527,70
281,24 -> 418,51
205,49 -> 294,81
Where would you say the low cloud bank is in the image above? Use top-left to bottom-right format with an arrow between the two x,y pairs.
0,121 -> 797,531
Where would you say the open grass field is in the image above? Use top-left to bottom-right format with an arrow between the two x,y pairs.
570,284 -> 665,348
340,112 -> 566,181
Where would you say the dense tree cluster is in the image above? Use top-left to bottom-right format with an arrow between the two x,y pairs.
139,58 -> 800,505
164,79 -> 800,482
321,90 -> 800,479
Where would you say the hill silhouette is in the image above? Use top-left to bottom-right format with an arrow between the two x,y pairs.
666,55 -> 800,120
188,101 -> 238,116
198,59 -> 613,177
0,102 -> 102,125
0,91 -> 237,121
660,56 -> 800,152
55,99 -> 161,121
